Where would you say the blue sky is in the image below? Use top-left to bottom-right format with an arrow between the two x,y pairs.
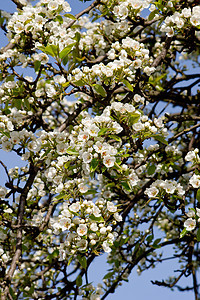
0,1 -> 196,299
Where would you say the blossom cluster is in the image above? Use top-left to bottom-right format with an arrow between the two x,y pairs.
6,0 -> 72,51
161,6 -> 200,37
185,148 -> 200,165
184,208 -> 200,232
50,198 -> 122,258
71,33 -> 156,88
112,0 -> 151,20
1,0 -> 200,298
144,179 -> 185,198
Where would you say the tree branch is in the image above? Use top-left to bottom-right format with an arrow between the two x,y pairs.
1,164 -> 39,300
151,37 -> 173,68
65,0 -> 101,30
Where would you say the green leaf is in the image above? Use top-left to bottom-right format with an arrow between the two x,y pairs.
90,158 -> 99,172
78,255 -> 87,269
43,44 -> 59,57
152,134 -> 168,145
55,192 -> 65,200
154,73 -> 167,83
51,249 -> 59,257
197,228 -> 200,242
146,235 -> 154,243
9,287 -> 16,299
114,162 -> 123,173
130,113 -> 141,124
122,79 -> 133,91
62,55 -> 69,66
64,13 -> 77,20
38,45 -> 46,52
76,275 -> 82,287
147,164 -> 156,176
98,127 -> 113,136
93,84 -> 107,97
22,244 -> 28,251
84,189 -> 97,196
64,161 -> 70,169
196,189 -> 200,203
75,32 -> 81,42
0,129 -> 10,138
66,147 -> 79,155
154,0 -> 163,9
134,242 -> 140,253
23,98 -> 31,110
73,80 -> 85,86
2,108 -> 11,115
180,228 -> 187,238
12,98 -> 22,110
89,215 -> 104,222
105,182 -> 115,189
28,286 -> 35,295
59,43 -> 76,60
148,9 -> 159,21
34,60 -> 41,72
41,147 -> 51,158
152,238 -> 161,249
54,15 -> 63,24
62,81 -> 70,88
103,271 -> 115,279
121,181 -> 132,192
67,256 -> 73,266
108,134 -> 122,142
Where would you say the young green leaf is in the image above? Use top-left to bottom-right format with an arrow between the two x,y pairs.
152,238 -> 161,249
103,271 -> 115,279
38,45 -> 46,52
180,228 -> 187,238
89,215 -> 104,222
67,256 -> 73,266
78,255 -> 87,269
98,127 -> 113,136
34,61 -> 41,72
44,44 -> 59,57
147,164 -> 156,176
73,80 -> 85,86
90,158 -> 99,172
66,147 -> 79,155
59,43 -> 76,60
148,9 -> 159,21
109,134 -> 122,142
93,84 -> 107,97
64,13 -> 77,20
122,79 -> 133,91
121,181 -> 132,192
196,189 -> 200,203
152,134 -> 168,145
76,275 -> 82,287
54,15 -> 63,24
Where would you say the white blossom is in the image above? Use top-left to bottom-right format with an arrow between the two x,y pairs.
189,174 -> 200,188
184,218 -> 196,231
77,224 -> 87,236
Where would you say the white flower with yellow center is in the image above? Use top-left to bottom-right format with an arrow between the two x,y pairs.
77,224 -> 87,236
103,155 -> 115,168
184,218 -> 196,231
189,174 -> 200,188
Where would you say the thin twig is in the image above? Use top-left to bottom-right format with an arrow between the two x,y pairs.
169,123 -> 200,143
65,0 -> 100,30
